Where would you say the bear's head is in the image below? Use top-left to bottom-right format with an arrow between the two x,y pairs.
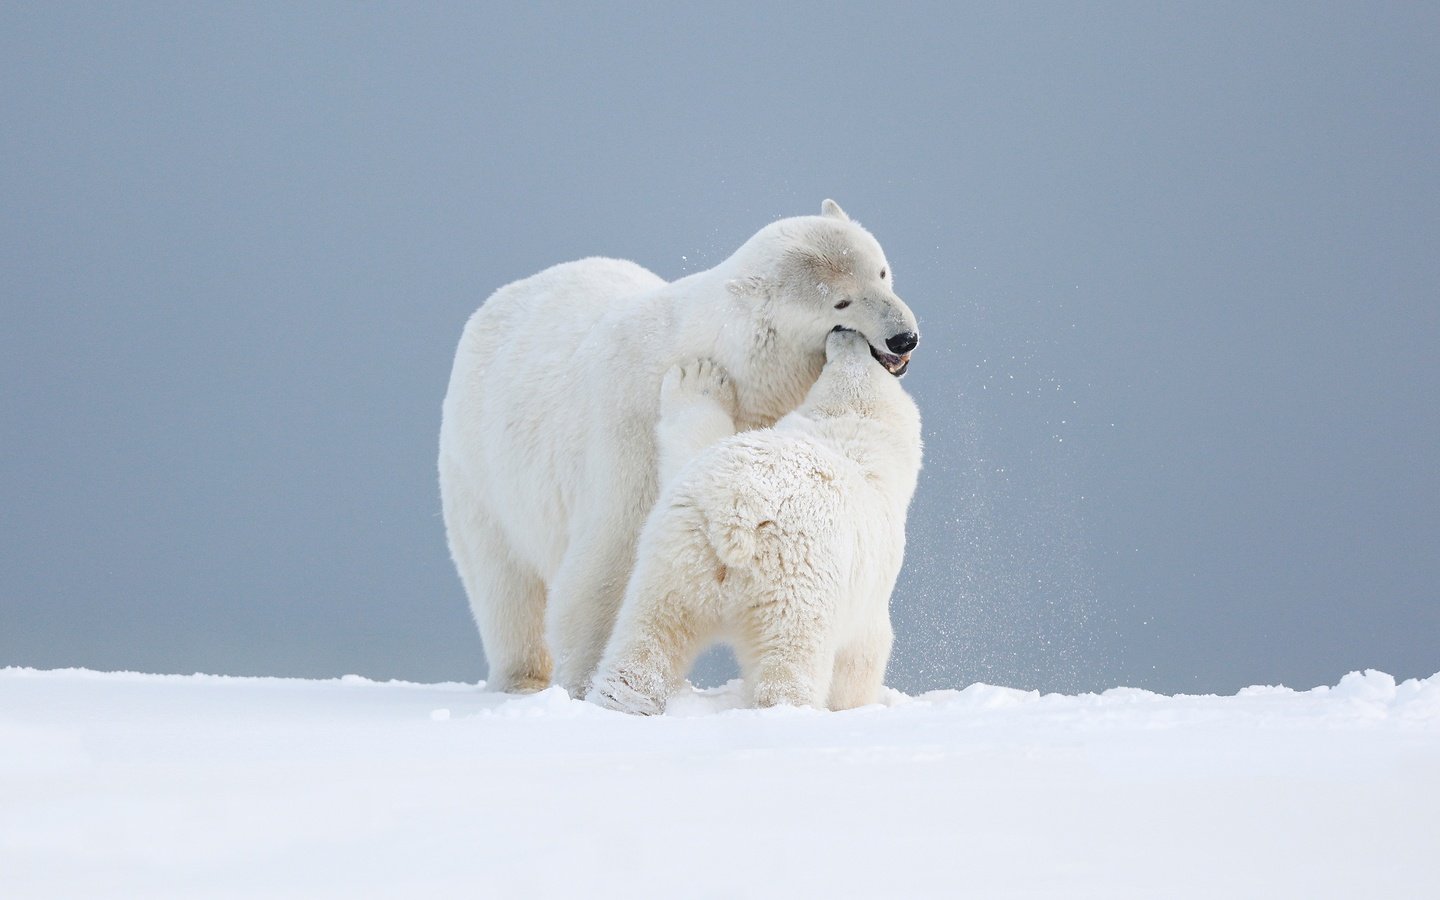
727,200 -> 919,377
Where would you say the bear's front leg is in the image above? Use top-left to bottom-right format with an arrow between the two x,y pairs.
587,505 -> 723,714
586,643 -> 674,717
655,357 -> 738,489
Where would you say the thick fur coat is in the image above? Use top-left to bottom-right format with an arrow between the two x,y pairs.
588,328 -> 923,714
439,201 -> 919,695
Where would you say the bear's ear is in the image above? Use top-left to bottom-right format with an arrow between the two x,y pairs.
821,199 -> 850,221
726,275 -> 768,299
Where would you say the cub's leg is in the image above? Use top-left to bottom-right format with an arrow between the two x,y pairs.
550,359 -> 734,697
827,613 -> 894,710
733,575 -> 838,710
656,358 -> 737,489
587,507 -> 723,715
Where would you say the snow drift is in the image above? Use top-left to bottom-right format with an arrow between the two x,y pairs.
3,667 -> 1438,898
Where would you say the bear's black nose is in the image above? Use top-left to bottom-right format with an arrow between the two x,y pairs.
886,332 -> 918,354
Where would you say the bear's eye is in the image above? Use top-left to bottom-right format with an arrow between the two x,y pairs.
834,299 -> 851,310
879,268 -> 887,280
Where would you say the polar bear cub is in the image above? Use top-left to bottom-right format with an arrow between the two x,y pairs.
588,328 -> 923,714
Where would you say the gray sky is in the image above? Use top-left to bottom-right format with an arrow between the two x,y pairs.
3,2 -> 1437,694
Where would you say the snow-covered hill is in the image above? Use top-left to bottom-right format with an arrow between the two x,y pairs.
3,667 -> 1438,899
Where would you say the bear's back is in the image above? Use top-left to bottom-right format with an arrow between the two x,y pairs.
467,257 -> 664,345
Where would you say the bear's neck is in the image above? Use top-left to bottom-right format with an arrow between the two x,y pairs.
724,302 -> 824,431
671,269 -> 825,432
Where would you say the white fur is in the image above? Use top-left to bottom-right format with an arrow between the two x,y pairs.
439,201 -> 919,695
588,329 -> 923,714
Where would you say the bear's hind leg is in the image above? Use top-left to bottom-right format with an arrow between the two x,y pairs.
734,582 -> 837,710
442,491 -> 552,693
827,616 -> 894,710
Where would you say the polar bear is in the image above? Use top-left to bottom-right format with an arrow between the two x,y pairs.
439,201 -> 919,696
587,327 -> 923,714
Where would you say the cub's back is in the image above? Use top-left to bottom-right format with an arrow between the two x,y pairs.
683,429 -> 859,574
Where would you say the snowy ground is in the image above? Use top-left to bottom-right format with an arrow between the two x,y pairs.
3,668 -> 1438,899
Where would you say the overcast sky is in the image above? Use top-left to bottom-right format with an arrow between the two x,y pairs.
3,3 -> 1437,693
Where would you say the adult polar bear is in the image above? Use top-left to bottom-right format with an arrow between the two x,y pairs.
439,201 -> 919,696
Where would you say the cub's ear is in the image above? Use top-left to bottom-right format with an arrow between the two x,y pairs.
820,198 -> 850,221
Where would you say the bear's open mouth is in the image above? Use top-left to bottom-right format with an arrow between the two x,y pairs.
870,345 -> 910,378
833,326 -> 911,377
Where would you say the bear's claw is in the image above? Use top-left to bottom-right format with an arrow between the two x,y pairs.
661,357 -> 739,422
586,674 -> 666,716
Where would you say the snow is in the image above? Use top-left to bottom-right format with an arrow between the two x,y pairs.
3,668 -> 1438,899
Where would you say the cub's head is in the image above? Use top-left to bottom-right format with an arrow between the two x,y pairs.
802,327 -> 921,433
728,200 -> 919,376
